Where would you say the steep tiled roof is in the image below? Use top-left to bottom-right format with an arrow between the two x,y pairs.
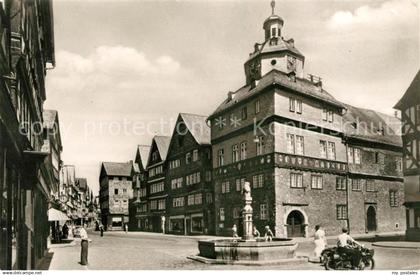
394,70 -> 420,110
248,37 -> 304,62
179,113 -> 211,145
153,136 -> 171,161
43,109 -> 58,129
137,145 -> 151,169
102,162 -> 133,177
342,104 -> 402,147
209,69 -> 344,118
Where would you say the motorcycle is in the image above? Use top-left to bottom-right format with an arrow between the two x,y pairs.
321,242 -> 375,270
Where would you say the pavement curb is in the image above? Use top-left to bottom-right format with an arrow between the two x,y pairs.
48,240 -> 76,248
372,242 -> 420,250
187,255 -> 309,266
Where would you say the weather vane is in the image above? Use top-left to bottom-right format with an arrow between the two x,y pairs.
271,0 -> 276,15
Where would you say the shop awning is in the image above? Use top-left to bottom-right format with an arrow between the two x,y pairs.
48,208 -> 70,221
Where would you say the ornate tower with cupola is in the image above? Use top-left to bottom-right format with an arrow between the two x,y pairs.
244,0 -> 305,86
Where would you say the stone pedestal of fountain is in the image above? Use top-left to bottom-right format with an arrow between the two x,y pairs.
188,182 -> 305,265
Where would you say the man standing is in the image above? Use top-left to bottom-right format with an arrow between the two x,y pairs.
79,223 -> 89,265
337,228 -> 363,269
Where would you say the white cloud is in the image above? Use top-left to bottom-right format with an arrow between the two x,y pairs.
327,0 -> 418,30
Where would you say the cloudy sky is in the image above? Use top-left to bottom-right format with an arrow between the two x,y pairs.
45,0 -> 419,195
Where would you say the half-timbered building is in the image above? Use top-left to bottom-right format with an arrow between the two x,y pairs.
394,70 -> 420,241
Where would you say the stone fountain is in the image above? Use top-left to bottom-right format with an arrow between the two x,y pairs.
188,182 -> 304,265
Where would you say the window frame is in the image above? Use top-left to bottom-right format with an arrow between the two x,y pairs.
260,204 -> 268,220
219,208 -> 225,221
296,99 -> 302,114
289,97 -> 295,112
351,178 -> 362,191
255,100 -> 260,114
287,134 -> 295,154
241,106 -> 248,120
336,177 -> 346,191
240,142 -> 247,160
336,204 -> 348,220
311,175 -> 323,190
390,190 -> 398,207
290,173 -> 304,188
366,180 -> 375,192
320,140 -> 327,159
232,144 -> 239,163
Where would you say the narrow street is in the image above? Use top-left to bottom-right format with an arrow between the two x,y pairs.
44,230 -> 420,270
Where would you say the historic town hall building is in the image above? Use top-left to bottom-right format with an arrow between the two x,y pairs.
208,2 -> 405,238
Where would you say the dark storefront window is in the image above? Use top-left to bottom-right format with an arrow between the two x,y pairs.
191,217 -> 203,233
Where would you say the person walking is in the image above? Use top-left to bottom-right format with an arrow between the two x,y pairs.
124,223 -> 128,233
79,223 -> 89,266
313,225 -> 327,261
62,222 -> 69,239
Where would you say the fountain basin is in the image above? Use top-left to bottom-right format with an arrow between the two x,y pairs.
197,238 -> 298,262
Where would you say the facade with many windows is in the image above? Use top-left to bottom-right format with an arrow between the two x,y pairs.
208,6 -> 405,237
394,70 -> 420,241
144,135 -> 171,233
165,113 -> 213,235
99,162 -> 133,230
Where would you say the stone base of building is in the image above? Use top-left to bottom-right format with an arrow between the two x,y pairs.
406,228 -> 420,241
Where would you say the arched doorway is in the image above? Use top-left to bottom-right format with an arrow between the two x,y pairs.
366,206 -> 377,232
286,210 -> 305,237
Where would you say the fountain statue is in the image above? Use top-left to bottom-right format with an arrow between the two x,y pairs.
242,182 -> 254,240
189,181 -> 304,265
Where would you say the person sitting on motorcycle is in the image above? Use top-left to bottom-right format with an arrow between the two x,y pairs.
337,227 -> 363,269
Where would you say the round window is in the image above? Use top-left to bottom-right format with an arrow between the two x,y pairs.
271,59 -> 277,66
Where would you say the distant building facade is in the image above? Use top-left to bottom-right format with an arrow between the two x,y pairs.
394,70 -> 420,241
99,162 -> 133,230
144,136 -> 171,233
130,145 -> 150,231
207,5 -> 405,238
165,113 -> 213,235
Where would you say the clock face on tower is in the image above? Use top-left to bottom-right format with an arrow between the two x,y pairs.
287,55 -> 297,72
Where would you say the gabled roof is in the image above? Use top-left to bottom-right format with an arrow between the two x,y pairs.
147,136 -> 171,165
136,145 -> 151,170
101,162 -> 133,177
179,113 -> 211,145
394,70 -> 420,110
342,104 -> 402,147
209,69 -> 344,118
